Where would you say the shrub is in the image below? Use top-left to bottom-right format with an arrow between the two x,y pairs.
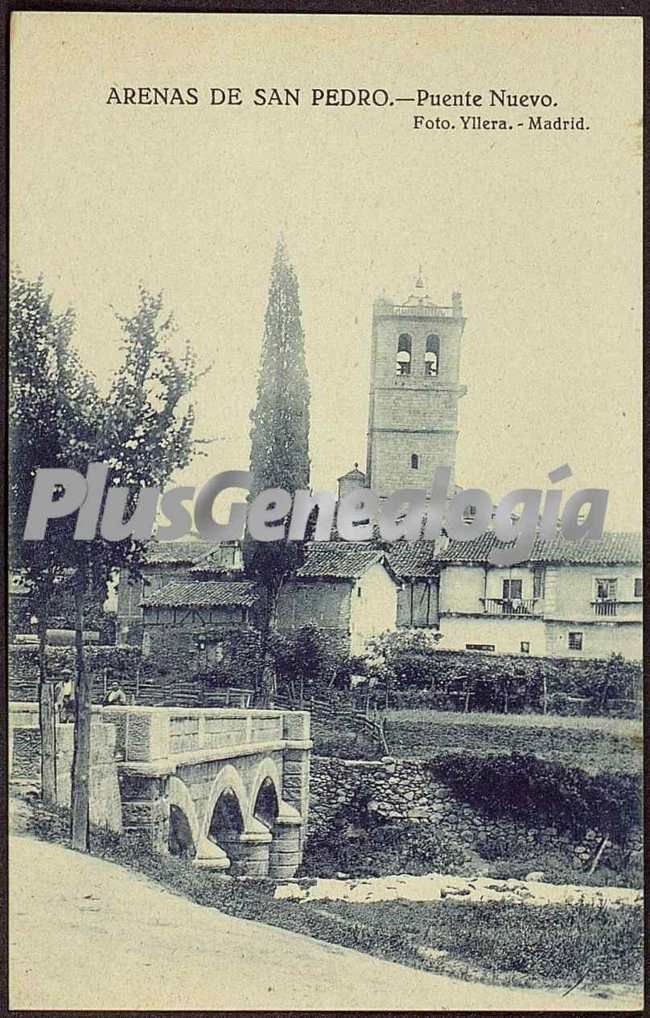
301,818 -> 465,878
428,752 -> 642,843
367,648 -> 641,717
484,849 -> 644,889
269,625 -> 342,700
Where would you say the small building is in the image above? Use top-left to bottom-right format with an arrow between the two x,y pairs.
436,531 -> 642,660
337,463 -> 367,501
141,579 -> 262,691
117,537 -> 243,646
276,542 -> 399,656
387,541 -> 439,628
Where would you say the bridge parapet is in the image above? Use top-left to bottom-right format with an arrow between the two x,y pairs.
102,706 -> 310,770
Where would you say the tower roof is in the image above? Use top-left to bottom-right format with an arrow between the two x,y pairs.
338,462 -> 366,482
404,266 -> 433,307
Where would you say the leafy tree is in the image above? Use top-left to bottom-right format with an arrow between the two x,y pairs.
244,238 -> 311,701
10,273 -> 202,849
67,286 -> 200,850
9,270 -> 99,802
268,625 -> 338,703
365,629 -> 443,706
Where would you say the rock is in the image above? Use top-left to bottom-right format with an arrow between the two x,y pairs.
515,887 -> 535,900
335,872 -> 350,880
525,871 -> 546,882
274,883 -> 306,900
416,946 -> 448,962
441,886 -> 470,898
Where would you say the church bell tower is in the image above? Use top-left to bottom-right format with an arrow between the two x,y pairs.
366,270 -> 467,498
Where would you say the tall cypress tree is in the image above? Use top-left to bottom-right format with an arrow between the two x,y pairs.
246,237 -> 311,630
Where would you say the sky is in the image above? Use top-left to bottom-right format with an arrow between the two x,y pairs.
10,13 -> 643,530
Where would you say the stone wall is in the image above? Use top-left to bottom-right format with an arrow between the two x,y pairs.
8,644 -> 141,703
308,756 -> 641,868
8,635 -> 256,707
10,706 -> 122,833
276,580 -> 352,656
141,618 -> 260,693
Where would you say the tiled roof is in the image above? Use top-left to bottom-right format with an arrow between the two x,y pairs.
438,531 -> 642,565
531,532 -> 642,565
387,541 -> 439,578
296,542 -> 391,579
189,548 -> 242,575
144,539 -> 217,565
338,466 -> 366,481
143,580 -> 260,608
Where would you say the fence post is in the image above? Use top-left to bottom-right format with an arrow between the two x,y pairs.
379,718 -> 390,756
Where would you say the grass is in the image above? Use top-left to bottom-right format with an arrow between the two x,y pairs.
310,729 -> 382,760
12,788 -> 644,996
306,897 -> 644,990
381,708 -> 641,735
480,847 -> 643,889
374,709 -> 642,775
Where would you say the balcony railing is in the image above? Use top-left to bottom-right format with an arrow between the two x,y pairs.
482,597 -> 539,616
390,304 -> 456,318
592,599 -> 618,617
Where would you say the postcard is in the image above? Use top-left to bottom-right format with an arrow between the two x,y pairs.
8,11 -> 643,1011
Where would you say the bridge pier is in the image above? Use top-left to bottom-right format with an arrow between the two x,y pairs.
118,771 -> 170,853
269,811 -> 303,879
193,834 -> 230,870
227,835 -> 272,876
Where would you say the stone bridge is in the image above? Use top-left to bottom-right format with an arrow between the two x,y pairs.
10,703 -> 311,879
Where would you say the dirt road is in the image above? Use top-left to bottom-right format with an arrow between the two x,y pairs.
9,834 -> 641,1011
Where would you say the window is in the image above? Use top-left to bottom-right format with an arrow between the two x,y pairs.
411,453 -> 419,470
533,569 -> 545,599
568,632 -> 583,651
502,579 -> 523,600
520,641 -> 530,654
357,586 -> 362,597
466,643 -> 495,652
595,578 -> 617,601
425,334 -> 440,376
396,333 -> 412,375
196,637 -> 225,670
634,578 -> 642,598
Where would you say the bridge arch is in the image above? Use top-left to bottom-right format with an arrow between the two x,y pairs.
167,775 -> 200,859
250,757 -> 282,810
202,763 -> 250,839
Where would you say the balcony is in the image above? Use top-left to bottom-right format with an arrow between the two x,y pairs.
592,599 -> 618,617
390,304 -> 456,318
481,597 -> 539,616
